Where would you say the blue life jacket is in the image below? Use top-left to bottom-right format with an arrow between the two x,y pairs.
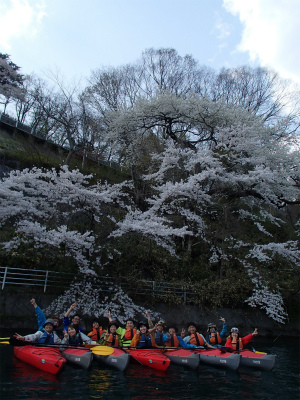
69,333 -> 83,346
155,331 -> 164,346
138,333 -> 152,348
37,331 -> 55,344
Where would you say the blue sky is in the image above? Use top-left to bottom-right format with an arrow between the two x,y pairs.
0,0 -> 299,84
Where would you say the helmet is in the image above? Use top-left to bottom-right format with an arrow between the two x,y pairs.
231,327 -> 239,333
157,320 -> 166,327
43,318 -> 55,327
207,323 -> 217,332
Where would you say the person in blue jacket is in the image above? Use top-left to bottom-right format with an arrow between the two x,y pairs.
206,317 -> 227,347
30,298 -> 63,337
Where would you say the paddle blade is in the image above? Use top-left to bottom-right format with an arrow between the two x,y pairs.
89,346 -> 114,356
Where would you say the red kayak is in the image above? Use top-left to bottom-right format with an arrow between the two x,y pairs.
194,348 -> 241,371
93,347 -> 130,371
126,349 -> 170,371
164,348 -> 200,369
14,346 -> 66,374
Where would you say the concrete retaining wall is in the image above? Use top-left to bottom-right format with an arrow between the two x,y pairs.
1,292 -> 299,337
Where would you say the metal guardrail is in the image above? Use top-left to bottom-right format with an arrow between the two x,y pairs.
0,266 -> 196,304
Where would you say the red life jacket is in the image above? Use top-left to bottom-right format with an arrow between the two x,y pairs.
88,327 -> 103,341
123,328 -> 137,341
189,332 -> 205,346
231,336 -> 243,350
106,333 -> 119,347
165,333 -> 180,348
209,331 -> 222,345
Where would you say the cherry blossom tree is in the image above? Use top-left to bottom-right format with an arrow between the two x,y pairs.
107,91 -> 300,323
0,53 -> 25,113
0,166 -> 130,273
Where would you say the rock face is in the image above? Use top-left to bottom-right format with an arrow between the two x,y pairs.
1,292 -> 299,336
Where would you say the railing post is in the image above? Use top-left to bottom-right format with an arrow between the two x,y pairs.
152,280 -> 155,294
2,267 -> 8,290
44,270 -> 49,293
183,287 -> 186,305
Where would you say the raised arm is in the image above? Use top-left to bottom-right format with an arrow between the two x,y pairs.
30,298 -> 46,331
145,311 -> 154,328
64,302 -> 77,318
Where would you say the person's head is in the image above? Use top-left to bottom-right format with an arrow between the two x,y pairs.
137,321 -> 149,334
92,320 -> 100,329
68,323 -> 79,337
43,318 -> 55,333
156,320 -> 166,332
207,323 -> 217,333
126,319 -> 135,329
230,327 -> 239,338
168,325 -> 178,335
187,322 -> 197,334
52,316 -> 61,327
108,321 -> 118,333
71,314 -> 81,325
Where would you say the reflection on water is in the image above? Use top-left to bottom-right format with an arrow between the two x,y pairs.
0,337 -> 299,400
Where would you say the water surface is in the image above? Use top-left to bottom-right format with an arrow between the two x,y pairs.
0,336 -> 299,399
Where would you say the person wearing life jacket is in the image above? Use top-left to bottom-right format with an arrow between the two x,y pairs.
87,319 -> 104,342
14,319 -> 62,344
154,320 -> 167,347
164,325 -> 197,350
62,323 -> 93,346
206,317 -> 227,347
99,321 -> 120,347
107,311 -> 137,347
130,321 -> 157,348
63,302 -> 83,332
225,327 -> 258,351
181,322 -> 214,349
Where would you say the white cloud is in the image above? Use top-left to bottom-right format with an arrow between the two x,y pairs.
0,0 -> 46,50
222,0 -> 300,83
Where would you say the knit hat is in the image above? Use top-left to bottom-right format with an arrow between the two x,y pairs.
43,318 -> 55,327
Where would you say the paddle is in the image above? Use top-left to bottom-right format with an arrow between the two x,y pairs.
0,337 -> 11,342
219,346 -> 234,353
88,346 -> 114,356
3,337 -> 114,356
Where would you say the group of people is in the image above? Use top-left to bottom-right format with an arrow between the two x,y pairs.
14,300 -> 258,351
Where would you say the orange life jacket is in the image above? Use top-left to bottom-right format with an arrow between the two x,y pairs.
189,333 -> 205,346
165,333 -> 180,348
106,333 -> 119,347
88,327 -> 103,341
209,331 -> 222,345
123,328 -> 137,341
231,336 -> 243,350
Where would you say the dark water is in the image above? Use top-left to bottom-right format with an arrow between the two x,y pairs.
0,335 -> 299,400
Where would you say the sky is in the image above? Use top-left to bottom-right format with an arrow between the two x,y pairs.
0,0 -> 299,85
